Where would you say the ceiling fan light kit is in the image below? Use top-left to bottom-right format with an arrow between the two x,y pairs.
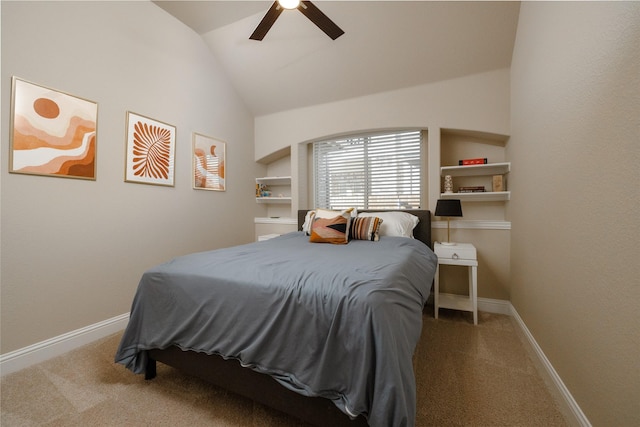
250,0 -> 344,41
278,0 -> 300,10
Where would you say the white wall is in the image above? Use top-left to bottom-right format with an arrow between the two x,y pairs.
0,1 -> 261,353
509,2 -> 640,425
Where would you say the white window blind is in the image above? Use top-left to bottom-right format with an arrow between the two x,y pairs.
313,130 -> 422,210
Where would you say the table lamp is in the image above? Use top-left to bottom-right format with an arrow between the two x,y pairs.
435,199 -> 462,245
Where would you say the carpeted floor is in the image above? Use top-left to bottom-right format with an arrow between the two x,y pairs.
1,307 -> 571,426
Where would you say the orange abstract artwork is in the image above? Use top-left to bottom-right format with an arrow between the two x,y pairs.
193,133 -> 226,191
10,77 -> 98,179
125,112 -> 176,187
132,121 -> 172,180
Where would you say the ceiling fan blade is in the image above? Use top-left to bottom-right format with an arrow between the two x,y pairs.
298,1 -> 344,40
250,1 -> 284,41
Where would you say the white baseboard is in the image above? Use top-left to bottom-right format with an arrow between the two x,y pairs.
0,313 -> 129,377
510,306 -> 591,427
478,297 -> 512,315
434,296 -> 589,426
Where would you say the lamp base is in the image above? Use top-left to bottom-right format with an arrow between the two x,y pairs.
440,241 -> 457,246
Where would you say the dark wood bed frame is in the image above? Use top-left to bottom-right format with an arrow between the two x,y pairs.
145,210 -> 432,426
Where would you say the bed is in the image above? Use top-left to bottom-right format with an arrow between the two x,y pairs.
115,209 -> 436,427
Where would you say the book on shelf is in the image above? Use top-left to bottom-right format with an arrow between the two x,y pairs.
458,186 -> 486,193
458,157 -> 488,165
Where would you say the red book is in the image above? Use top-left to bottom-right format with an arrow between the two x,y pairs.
458,158 -> 488,165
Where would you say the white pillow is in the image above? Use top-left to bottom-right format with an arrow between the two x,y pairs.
358,211 -> 419,238
302,211 -> 315,234
302,208 -> 357,235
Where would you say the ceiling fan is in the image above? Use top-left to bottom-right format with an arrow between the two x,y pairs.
250,0 -> 344,41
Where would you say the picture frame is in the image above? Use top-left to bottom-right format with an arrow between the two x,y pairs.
192,132 -> 226,191
125,111 -> 176,187
9,76 -> 98,180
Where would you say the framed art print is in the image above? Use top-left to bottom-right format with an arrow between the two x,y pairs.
125,111 -> 176,187
9,76 -> 98,180
193,132 -> 226,191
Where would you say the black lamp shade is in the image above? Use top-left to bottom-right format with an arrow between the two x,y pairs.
435,199 -> 462,217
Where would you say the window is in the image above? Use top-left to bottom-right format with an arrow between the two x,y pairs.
313,130 -> 422,210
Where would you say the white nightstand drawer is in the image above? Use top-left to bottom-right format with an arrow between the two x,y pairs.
435,243 -> 476,261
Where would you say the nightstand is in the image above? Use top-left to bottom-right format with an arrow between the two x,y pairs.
433,242 -> 478,325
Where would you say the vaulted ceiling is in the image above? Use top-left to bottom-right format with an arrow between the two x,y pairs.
154,1 -> 520,116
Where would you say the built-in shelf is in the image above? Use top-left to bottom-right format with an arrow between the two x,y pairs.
440,191 -> 511,202
256,197 -> 292,204
440,162 -> 510,202
256,176 -> 291,204
441,162 -> 510,177
254,217 -> 297,225
255,176 -> 291,186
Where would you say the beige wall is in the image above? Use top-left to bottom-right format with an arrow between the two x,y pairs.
509,2 -> 640,425
0,1 -> 262,353
255,68 -> 511,161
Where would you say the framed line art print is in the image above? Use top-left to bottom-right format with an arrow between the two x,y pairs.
9,76 -> 98,180
125,111 -> 176,187
192,132 -> 226,191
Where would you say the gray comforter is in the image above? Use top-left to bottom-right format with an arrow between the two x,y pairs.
115,232 -> 437,427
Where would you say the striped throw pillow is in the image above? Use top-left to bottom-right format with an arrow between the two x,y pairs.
350,216 -> 383,241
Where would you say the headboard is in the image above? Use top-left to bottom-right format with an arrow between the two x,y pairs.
298,209 -> 432,249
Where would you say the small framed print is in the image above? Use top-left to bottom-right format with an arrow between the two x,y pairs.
192,132 -> 226,191
9,76 -> 98,180
125,111 -> 176,187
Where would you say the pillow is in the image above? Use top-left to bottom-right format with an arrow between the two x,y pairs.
302,208 -> 357,235
358,211 -> 419,238
301,211 -> 315,234
309,212 -> 351,244
350,216 -> 383,241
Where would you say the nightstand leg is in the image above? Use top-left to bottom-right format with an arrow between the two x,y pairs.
469,265 -> 478,325
434,264 -> 440,319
